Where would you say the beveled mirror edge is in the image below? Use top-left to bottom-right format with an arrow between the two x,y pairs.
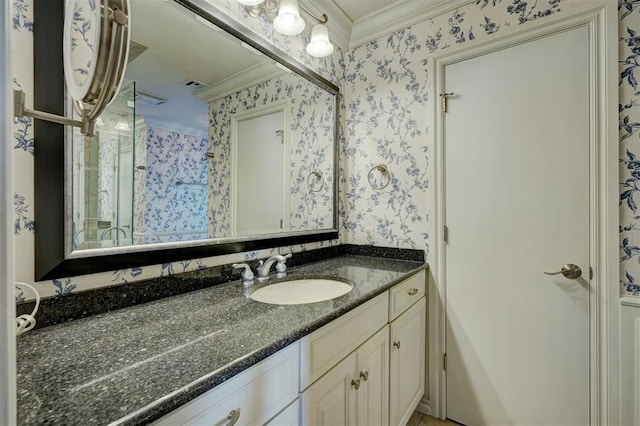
34,0 -> 340,281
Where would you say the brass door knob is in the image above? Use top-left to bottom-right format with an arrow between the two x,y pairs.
544,264 -> 582,280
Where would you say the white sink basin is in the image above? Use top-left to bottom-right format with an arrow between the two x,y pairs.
250,279 -> 352,305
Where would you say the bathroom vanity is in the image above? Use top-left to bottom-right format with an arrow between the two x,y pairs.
16,254 -> 426,425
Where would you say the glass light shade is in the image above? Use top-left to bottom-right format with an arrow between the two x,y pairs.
236,0 -> 265,6
273,0 -> 305,35
306,24 -> 334,57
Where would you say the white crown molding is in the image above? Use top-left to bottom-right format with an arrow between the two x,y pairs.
348,0 -> 473,50
301,0 -> 351,52
195,62 -> 285,104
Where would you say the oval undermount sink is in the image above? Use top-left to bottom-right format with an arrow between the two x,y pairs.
250,279 -> 352,305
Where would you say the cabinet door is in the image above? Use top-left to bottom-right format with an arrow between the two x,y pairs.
389,298 -> 426,426
301,352 -> 357,426
355,325 -> 389,426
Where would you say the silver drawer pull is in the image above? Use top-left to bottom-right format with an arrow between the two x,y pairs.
393,340 -> 401,349
351,378 -> 361,390
359,370 -> 369,381
408,288 -> 419,295
226,408 -> 241,426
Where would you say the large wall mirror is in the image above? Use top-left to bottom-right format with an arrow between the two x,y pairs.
34,0 -> 339,280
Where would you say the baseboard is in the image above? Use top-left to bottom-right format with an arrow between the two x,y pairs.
416,397 -> 431,416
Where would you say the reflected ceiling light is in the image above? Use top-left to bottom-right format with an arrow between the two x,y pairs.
273,0 -> 305,35
306,23 -> 334,57
236,0 -> 265,5
114,120 -> 130,131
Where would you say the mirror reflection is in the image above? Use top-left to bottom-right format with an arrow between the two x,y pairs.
70,0 -> 335,250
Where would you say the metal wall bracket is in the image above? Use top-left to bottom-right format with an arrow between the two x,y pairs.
14,0 -> 130,137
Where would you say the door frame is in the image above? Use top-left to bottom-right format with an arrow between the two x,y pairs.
0,0 -> 16,423
230,100 -> 291,235
428,2 -> 619,424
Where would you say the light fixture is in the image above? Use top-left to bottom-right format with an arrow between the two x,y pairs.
114,119 -> 131,131
236,0 -> 265,6
235,0 -> 334,57
306,23 -> 334,57
273,0 -> 305,35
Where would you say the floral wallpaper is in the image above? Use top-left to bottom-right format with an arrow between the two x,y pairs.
619,0 -> 640,297
342,0 -> 582,257
208,72 -> 334,237
9,0 -> 638,300
144,126 -> 209,243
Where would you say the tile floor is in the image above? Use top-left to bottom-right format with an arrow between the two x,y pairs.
408,411 -> 459,426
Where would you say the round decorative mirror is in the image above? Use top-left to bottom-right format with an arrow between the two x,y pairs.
62,0 -> 130,135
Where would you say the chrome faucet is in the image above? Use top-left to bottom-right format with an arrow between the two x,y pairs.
256,254 -> 292,281
232,263 -> 255,286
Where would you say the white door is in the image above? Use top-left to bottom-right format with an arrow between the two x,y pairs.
444,25 -> 590,425
233,110 -> 286,236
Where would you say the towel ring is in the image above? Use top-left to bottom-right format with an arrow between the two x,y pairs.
368,164 -> 391,190
307,171 -> 325,193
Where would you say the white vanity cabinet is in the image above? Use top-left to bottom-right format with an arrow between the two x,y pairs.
153,343 -> 299,426
154,269 -> 426,426
300,326 -> 389,425
266,399 -> 299,425
300,270 -> 426,426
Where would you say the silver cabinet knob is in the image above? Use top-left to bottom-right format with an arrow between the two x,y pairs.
351,378 -> 361,390
360,370 -> 369,381
544,264 -> 582,280
226,408 -> 241,426
393,341 -> 401,349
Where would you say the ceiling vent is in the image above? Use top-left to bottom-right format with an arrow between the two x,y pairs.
182,79 -> 208,91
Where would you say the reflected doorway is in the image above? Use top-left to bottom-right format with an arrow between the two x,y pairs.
232,106 -> 289,236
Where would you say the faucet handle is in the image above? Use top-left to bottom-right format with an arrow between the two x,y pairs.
232,263 -> 254,286
275,253 -> 292,277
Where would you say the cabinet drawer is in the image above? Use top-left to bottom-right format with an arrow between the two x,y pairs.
153,343 -> 299,426
300,291 -> 389,390
389,270 -> 426,321
265,399 -> 298,425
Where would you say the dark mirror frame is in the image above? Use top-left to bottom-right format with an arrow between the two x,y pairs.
34,0 -> 339,281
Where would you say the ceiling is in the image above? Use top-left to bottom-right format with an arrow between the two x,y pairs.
116,0 -> 453,136
310,0 -> 452,49
331,0 -> 407,22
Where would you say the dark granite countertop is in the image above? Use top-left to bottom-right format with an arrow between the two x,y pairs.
16,255 -> 426,425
